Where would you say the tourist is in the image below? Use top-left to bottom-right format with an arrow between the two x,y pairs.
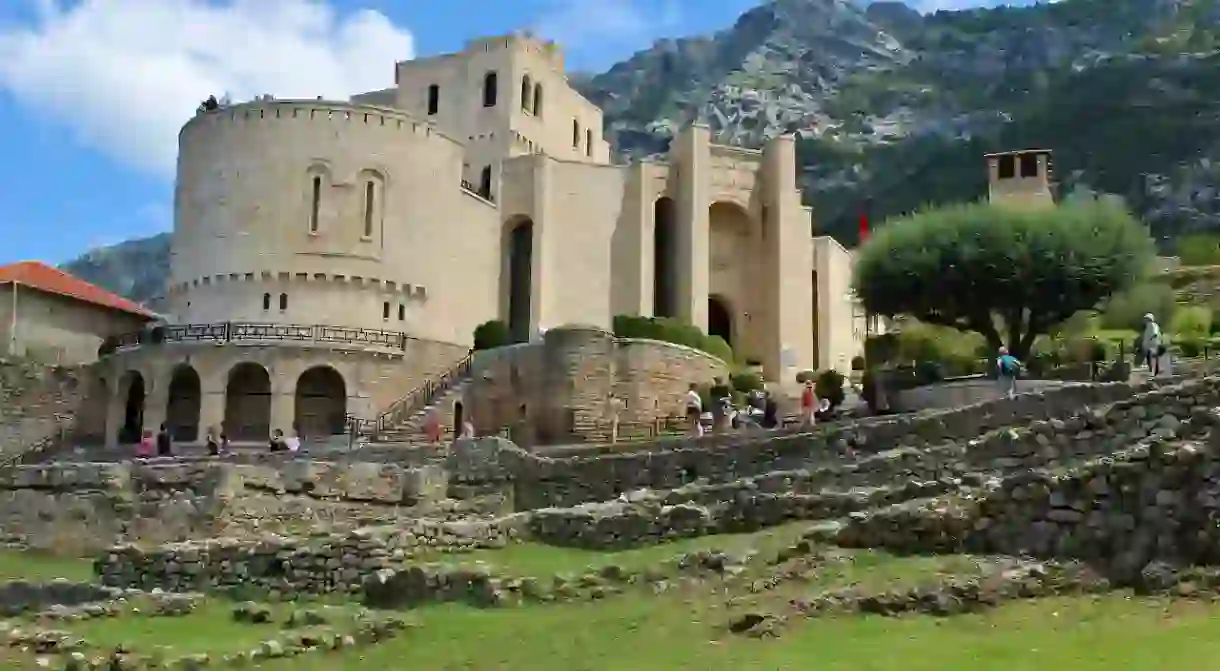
684,383 -> 703,437
800,380 -> 818,428
761,392 -> 779,430
155,423 -> 172,457
424,407 -> 442,445
135,429 -> 156,460
996,347 -> 1023,399
459,416 -> 476,440
205,426 -> 221,456
219,431 -> 231,457
1141,312 -> 1164,376
269,428 -> 286,453
607,393 -> 625,444
284,431 -> 301,454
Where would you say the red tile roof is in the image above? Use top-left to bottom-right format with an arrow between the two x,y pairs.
0,261 -> 156,318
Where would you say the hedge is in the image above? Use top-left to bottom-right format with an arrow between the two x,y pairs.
612,315 -> 733,363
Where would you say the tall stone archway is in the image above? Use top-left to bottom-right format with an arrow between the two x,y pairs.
224,363 -> 271,442
294,366 -> 347,438
503,217 -> 534,343
708,294 -> 733,348
653,196 -> 677,318
708,201 -> 759,362
165,365 -> 201,442
117,371 -> 145,445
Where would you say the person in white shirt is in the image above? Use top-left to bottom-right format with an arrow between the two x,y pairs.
684,383 -> 704,437
284,432 -> 301,453
1141,313 -> 1163,376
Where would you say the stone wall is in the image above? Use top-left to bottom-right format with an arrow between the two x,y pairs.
520,377 -> 1220,549
94,521 -> 517,596
0,359 -> 87,456
464,326 -> 728,446
834,376 -> 1220,584
0,459 -> 451,551
510,380 -> 1151,510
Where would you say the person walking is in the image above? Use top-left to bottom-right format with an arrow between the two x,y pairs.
996,347 -> 1023,399
1141,312 -> 1164,376
684,383 -> 704,437
800,380 -> 819,428
155,423 -> 173,457
423,407 -> 442,445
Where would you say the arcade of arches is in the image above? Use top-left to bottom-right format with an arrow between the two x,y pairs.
111,361 -> 349,445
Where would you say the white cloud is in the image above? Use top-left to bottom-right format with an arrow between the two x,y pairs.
0,0 -> 415,178
533,0 -> 682,59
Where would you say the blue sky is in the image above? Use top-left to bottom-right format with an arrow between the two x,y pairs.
0,0 -> 1041,265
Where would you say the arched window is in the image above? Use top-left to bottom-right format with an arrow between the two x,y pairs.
427,84 -> 439,115
363,180 -> 376,238
572,120 -> 580,148
483,72 -> 498,107
358,170 -> 384,240
586,129 -> 593,157
308,175 -> 321,233
262,293 -> 271,311
533,82 -> 543,117
279,293 -> 288,311
520,75 -> 532,113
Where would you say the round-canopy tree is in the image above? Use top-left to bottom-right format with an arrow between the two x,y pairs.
853,199 -> 1155,359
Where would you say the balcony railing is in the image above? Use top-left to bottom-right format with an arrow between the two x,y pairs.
105,321 -> 414,354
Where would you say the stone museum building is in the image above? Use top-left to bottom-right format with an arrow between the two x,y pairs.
87,32 -> 881,447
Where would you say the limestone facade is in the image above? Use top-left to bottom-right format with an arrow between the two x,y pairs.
92,31 -> 864,448
0,285 -> 148,366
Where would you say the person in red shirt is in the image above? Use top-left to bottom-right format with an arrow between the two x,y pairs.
800,380 -> 819,428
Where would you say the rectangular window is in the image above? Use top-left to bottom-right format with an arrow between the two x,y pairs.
363,181 -> 375,238
586,129 -> 593,157
309,176 -> 321,232
1019,153 -> 1039,178
427,84 -> 439,115
572,120 -> 580,148
262,293 -> 271,310
997,155 -> 1015,179
382,301 -> 390,319
398,304 -> 405,321
279,293 -> 288,310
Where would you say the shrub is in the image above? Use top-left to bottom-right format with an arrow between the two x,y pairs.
850,355 -> 865,371
472,320 -> 511,351
1178,338 -> 1204,358
612,315 -> 734,363
864,333 -> 900,365
729,372 -> 763,394
1171,306 -> 1212,340
913,360 -> 944,386
1099,282 -> 1177,332
815,369 -> 846,409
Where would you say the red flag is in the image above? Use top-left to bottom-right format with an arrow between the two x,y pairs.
858,210 -> 870,243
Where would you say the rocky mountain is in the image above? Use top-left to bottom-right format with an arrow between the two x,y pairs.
63,0 -> 1220,304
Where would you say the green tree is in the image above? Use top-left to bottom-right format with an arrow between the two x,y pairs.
853,199 -> 1154,359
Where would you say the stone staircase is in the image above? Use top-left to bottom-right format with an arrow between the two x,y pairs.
356,353 -> 473,443
379,376 -> 471,442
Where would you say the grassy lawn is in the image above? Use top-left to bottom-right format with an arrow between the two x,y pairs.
264,593 -> 1220,671
0,549 -> 93,581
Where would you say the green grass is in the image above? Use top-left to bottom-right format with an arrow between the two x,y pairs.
0,549 -> 93,581
51,600 -> 289,656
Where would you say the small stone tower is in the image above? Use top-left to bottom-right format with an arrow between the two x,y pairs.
985,149 -> 1055,208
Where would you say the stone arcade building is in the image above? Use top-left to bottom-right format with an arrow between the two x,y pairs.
86,32 -> 873,448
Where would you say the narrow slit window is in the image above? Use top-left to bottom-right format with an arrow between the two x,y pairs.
262,293 -> 271,311
572,120 -> 580,148
382,301 -> 390,319
278,293 -> 288,310
398,304 -> 405,321
586,129 -> 593,157
427,84 -> 439,115
483,72 -> 498,107
309,176 -> 321,232
363,181 -> 375,238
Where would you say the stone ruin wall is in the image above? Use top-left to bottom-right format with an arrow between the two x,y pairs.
0,358 -> 95,456
464,326 -> 729,446
835,376 -> 1220,585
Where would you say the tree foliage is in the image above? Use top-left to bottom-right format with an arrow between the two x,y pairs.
853,199 -> 1155,358
1176,232 -> 1220,267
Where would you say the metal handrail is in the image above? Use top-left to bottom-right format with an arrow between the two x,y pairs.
373,352 -> 474,437
105,321 -> 415,353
